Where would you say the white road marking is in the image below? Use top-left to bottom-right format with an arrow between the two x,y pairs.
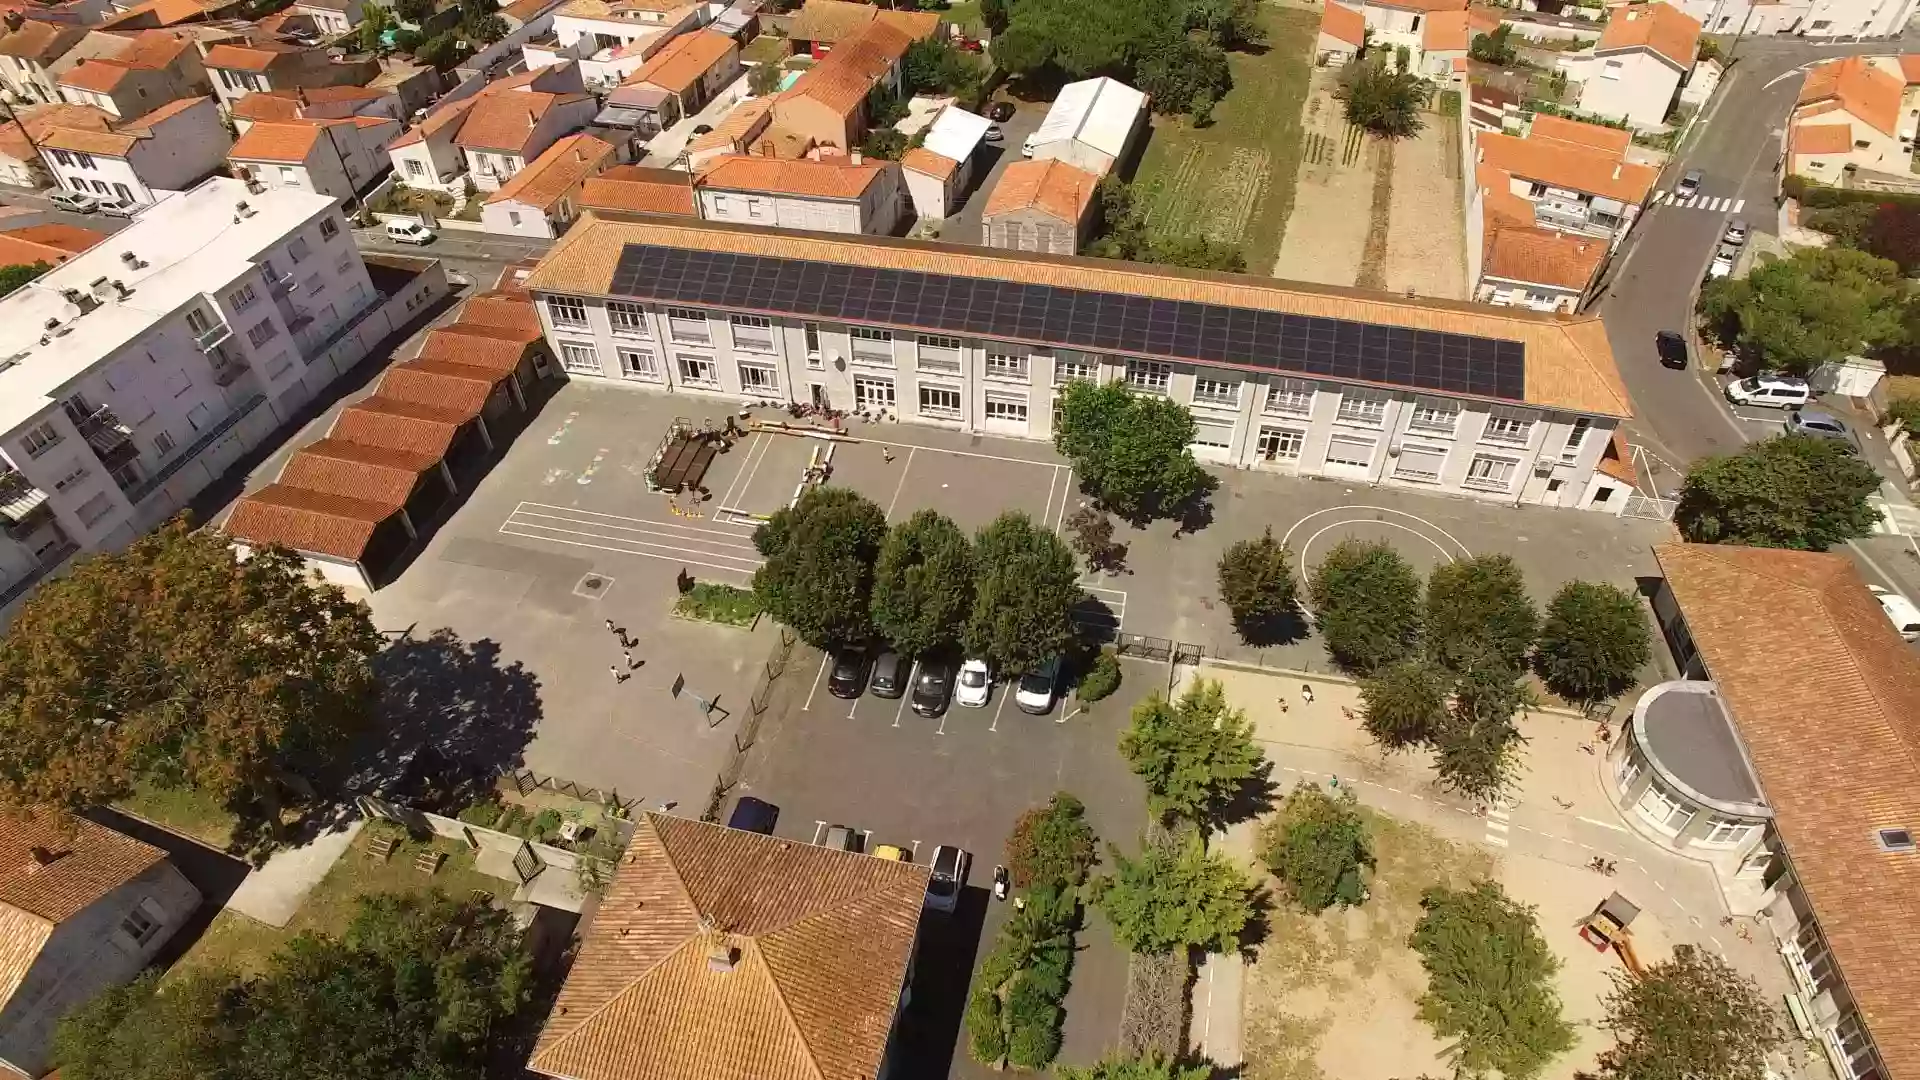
891,661 -> 916,728
882,446 -> 918,519
1486,835 -> 1510,847
803,653 -> 830,712
1052,467 -> 1076,532
497,525 -> 759,578
1579,815 -> 1629,832
1731,198 -> 1745,213
990,684 -> 1010,732
811,820 -> 827,843
715,432 -> 765,511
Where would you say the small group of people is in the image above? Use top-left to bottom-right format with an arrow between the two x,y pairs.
605,620 -> 642,684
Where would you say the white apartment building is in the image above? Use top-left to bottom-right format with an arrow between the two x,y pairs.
1672,0 -> 1919,37
523,216 -> 1640,514
0,176 -> 379,618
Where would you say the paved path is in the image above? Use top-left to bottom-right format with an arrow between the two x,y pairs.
224,819 -> 364,927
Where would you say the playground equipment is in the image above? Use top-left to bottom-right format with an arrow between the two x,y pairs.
1578,891 -> 1646,978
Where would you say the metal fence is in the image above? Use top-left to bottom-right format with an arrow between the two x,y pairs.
496,768 -> 645,814
701,627 -> 798,822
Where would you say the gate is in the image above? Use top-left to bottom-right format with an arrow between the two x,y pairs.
511,840 -> 541,884
1622,495 -> 1676,521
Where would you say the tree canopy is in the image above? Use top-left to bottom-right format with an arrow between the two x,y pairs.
870,510 -> 974,656
1467,24 -> 1516,64
1423,554 -> 1537,673
962,512 -> 1082,673
989,0 -> 1257,117
1216,528 -> 1299,645
1431,652 -> 1533,801
1059,1053 -> 1215,1080
1409,881 -> 1575,1080
1095,830 -> 1260,954
1006,791 -> 1098,889
1337,56 -> 1432,138
1675,434 -> 1881,551
748,61 -> 784,96
752,486 -> 888,648
968,881 -> 1079,1070
0,520 -> 380,823
1358,658 -> 1450,751
1532,581 -> 1651,706
1118,679 -> 1264,827
1054,379 -> 1214,522
1698,246 -> 1906,375
1596,949 -> 1782,1080
0,261 -> 49,298
1307,538 -> 1423,673
1259,781 -> 1372,913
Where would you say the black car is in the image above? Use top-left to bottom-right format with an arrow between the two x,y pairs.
691,123 -> 713,135
727,796 -> 779,834
870,649 -> 907,698
911,657 -> 953,717
827,645 -> 870,699
1655,330 -> 1689,370
988,101 -> 1015,122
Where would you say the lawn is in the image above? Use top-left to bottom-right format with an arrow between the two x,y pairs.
1128,6 -> 1317,273
672,581 -> 760,627
116,785 -> 237,850
742,32 -> 788,66
172,824 -> 502,979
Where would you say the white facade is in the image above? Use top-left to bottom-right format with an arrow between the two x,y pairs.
696,174 -> 902,234
234,118 -> 400,203
1672,0 -> 1918,36
0,177 -> 380,618
525,295 -> 1629,514
42,99 -> 233,207
292,0 -> 365,36
1571,49 -> 1684,128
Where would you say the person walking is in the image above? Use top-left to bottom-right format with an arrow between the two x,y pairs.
611,665 -> 629,684
1301,683 -> 1315,705
623,650 -> 638,670
882,446 -> 895,464
605,618 -> 617,635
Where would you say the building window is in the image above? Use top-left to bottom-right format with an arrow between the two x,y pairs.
287,237 -> 310,263
804,322 -> 821,358
1527,181 -> 1548,197
985,350 -> 1028,381
1464,454 -> 1517,491
1054,357 -> 1098,384
1634,779 -> 1695,836
667,307 -> 710,344
405,159 -> 424,177
1560,417 -> 1592,463
1324,434 -> 1375,469
75,491 -> 113,528
738,360 -> 779,393
853,376 -> 895,409
1482,410 -> 1534,445
984,393 -> 1028,422
1407,398 -> 1459,434
246,320 -> 278,348
52,464 -> 89,491
1192,377 -> 1239,408
1701,818 -> 1757,847
1393,444 -> 1448,483
548,296 -> 589,329
318,216 -> 339,241
118,906 -> 159,945
919,383 -> 962,418
153,431 -> 175,457
228,284 -> 256,311
608,301 -> 651,337
732,314 -> 775,353
559,340 -> 602,374
1264,379 -> 1315,416
677,354 -> 719,386
1832,1013 -> 1884,1080
917,334 -> 962,373
1257,426 -> 1303,461
1336,389 -> 1388,426
851,325 -> 893,365
1125,359 -> 1171,395
617,347 -> 659,380
1191,418 -> 1233,449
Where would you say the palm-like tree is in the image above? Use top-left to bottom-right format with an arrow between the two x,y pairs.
1337,56 -> 1433,139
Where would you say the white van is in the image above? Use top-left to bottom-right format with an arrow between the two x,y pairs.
1870,586 -> 1920,642
1724,373 -> 1810,409
1021,134 -> 1038,158
385,219 -> 436,245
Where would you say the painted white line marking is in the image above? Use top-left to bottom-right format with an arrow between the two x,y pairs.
715,432 -> 764,510
1053,467 -> 1075,532
498,526 -> 759,577
1280,505 -> 1474,563
861,440 -> 1062,467
1731,198 -> 1745,213
1654,880 -> 1667,892
1578,816 -> 1628,833
883,446 -> 917,519
846,694 -> 859,721
891,662 -> 916,728
1486,821 -> 1510,833
935,707 -> 949,736
733,427 -> 779,511
811,820 -> 826,843
990,683 -> 1009,732
509,510 -> 764,552
1042,465 -> 1061,532
803,653 -> 830,712
1486,835 -> 1510,847
515,501 -> 757,540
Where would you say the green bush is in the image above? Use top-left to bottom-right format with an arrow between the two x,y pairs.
1077,648 -> 1122,701
1887,396 -> 1920,433
496,805 -> 525,834
1006,1015 -> 1063,1070
965,989 -> 1006,1064
456,799 -> 502,829
673,582 -> 761,626
529,809 -> 563,842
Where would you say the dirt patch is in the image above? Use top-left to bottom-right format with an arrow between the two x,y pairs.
1381,116 -> 1468,300
1271,71 -> 1376,286
1356,142 -> 1395,291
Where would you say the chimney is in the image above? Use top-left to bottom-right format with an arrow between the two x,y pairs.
24,846 -> 56,873
850,149 -> 862,165
706,939 -> 738,972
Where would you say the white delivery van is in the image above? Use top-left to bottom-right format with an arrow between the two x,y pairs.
385,218 -> 436,245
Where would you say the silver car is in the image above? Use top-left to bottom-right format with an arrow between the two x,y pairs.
1785,407 -> 1857,449
1676,169 -> 1703,199
1722,218 -> 1749,246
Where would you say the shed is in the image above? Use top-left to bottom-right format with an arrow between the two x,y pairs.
1027,76 -> 1146,178
900,105 -> 990,218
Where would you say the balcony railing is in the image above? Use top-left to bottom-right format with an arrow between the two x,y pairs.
267,269 -> 297,296
126,393 -> 264,505
0,469 -> 48,536
75,406 -> 137,468
194,320 -> 234,353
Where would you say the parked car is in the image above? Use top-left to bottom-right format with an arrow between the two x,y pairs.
827,644 -> 871,699
1723,217 -> 1749,246
983,125 -> 1004,143
870,649 -> 906,698
1021,133 -> 1038,158
911,656 -> 953,717
1654,330 -> 1689,370
96,197 -> 136,219
1676,169 -> 1702,200
691,123 -> 713,135
1015,655 -> 1062,715
822,824 -> 857,851
926,844 -> 970,912
48,190 -> 97,214
385,218 -> 435,245
956,659 -> 991,708
1706,244 -> 1737,279
1869,585 -> 1920,642
1725,373 -> 1811,409
989,100 -> 1015,122
1785,406 -> 1855,446
726,795 -> 779,834
872,843 -> 909,861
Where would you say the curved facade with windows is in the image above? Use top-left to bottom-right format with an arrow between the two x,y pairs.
1606,680 -> 1773,874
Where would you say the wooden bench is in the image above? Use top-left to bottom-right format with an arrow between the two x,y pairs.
414,850 -> 444,876
366,834 -> 399,862
654,433 -> 719,492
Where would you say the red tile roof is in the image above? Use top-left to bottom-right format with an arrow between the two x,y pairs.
900,145 -> 957,180
1798,56 -> 1902,137
229,119 -> 328,163
1481,226 -> 1606,291
224,483 -> 394,560
626,29 -> 735,96
696,154 -> 887,199
1475,130 -> 1658,202
378,359 -> 502,416
488,132 -> 615,209
331,397 -> 469,458
1319,1 -> 1364,46
1595,1 -> 1700,68
783,20 -> 912,117
580,164 -> 697,215
1792,121 -> 1853,156
982,157 -> 1099,222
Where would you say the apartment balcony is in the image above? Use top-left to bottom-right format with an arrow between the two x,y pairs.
194,319 -> 234,353
74,406 -> 137,469
287,307 -> 315,334
266,267 -> 297,297
0,469 -> 49,540
209,344 -> 249,387
1532,200 -> 1605,235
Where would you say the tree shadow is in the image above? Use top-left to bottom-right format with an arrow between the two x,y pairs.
893,884 -> 991,1077
1212,757 -> 1279,831
1235,884 -> 1276,961
1230,605 -> 1310,648
1168,474 -> 1221,538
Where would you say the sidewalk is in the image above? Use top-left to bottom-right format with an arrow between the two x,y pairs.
224,819 -> 364,927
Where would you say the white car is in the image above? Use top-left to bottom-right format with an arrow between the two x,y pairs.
1706,244 -> 1737,280
1869,586 -> 1920,642
1724,373 -> 1811,409
956,659 -> 991,708
48,190 -> 97,214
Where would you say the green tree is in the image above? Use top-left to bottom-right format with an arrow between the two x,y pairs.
0,261 -> 49,298
871,509 -> 973,656
1076,647 -> 1123,701
0,520 -> 380,828
357,2 -> 393,50
966,989 -> 1006,1064
1006,791 -> 1098,888
390,25 -> 424,50
1059,1053 -> 1215,1080
903,37 -> 985,97
1357,657 -> 1450,750
458,0 -> 507,41
1337,56 -> 1431,138
1532,581 -> 1651,706
1258,781 -> 1372,913
1216,527 -> 1298,644
1431,652 -> 1532,801
979,0 -> 1008,32
52,972 -> 235,1080
752,486 -> 888,648
860,126 -> 909,160
1409,881 -> 1575,1080
392,0 -> 433,22
1597,949 -> 1783,1080
968,881 -> 1079,1069
1135,35 -> 1230,117
748,61 -> 784,96
962,512 -> 1081,674
1423,554 -> 1537,673
1096,830 -> 1260,954
415,28 -> 469,68
1698,246 -> 1906,375
1468,23 -> 1515,64
1054,379 -> 1212,522
1307,538 -> 1422,673
1675,434 -> 1881,550
1118,679 -> 1264,827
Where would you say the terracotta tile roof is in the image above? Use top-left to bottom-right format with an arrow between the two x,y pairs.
982,157 -> 1098,222
580,164 -> 696,215
225,483 -> 392,560
1595,428 -> 1636,483
1481,226 -> 1606,291
1651,543 -> 1920,1080
229,119 -> 327,163
1481,175 -> 1538,228
688,96 -> 771,155
332,397 -> 469,458
1475,130 -> 1658,202
1799,56 -> 1902,137
1319,0 -> 1364,45
120,94 -> 203,130
1595,1 -> 1699,68
413,323 -> 540,375
278,439 -> 431,509
57,57 -> 133,91
502,0 -> 552,21
38,123 -> 137,155
784,20 -> 912,117
0,103 -> 110,160
874,8 -> 941,38
627,29 -> 735,96
489,132 -> 615,209
100,0 -> 230,27
1365,0 -> 1466,12
456,90 -> 575,153
378,358 -> 502,415
787,0 -> 881,43
0,20 -> 86,62
120,27 -> 191,68
527,813 -> 929,1080
900,145 -> 957,180
0,224 -> 103,266
531,214 -> 1635,418
456,290 -> 543,335
1792,121 -> 1853,156
696,154 -> 887,199
232,92 -> 304,123
560,0 -> 694,15
389,93 -> 481,148
0,810 -> 165,924
203,40 -> 298,72
1527,113 -> 1631,154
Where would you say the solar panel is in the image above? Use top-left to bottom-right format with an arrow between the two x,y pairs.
606,245 -> 1526,401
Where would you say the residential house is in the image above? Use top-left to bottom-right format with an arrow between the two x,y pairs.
1566,2 -> 1700,129
96,0 -> 244,30
40,96 -> 232,207
528,0 -> 703,89
577,162 -> 692,214
1475,223 -> 1606,312
683,92 -> 767,166
386,63 -> 586,191
54,29 -> 210,119
1786,55 -> 1906,179
1665,0 -> 1917,39
694,153 -> 901,233
899,103 -> 988,219
769,17 -> 923,153
0,19 -> 89,105
1417,6 -> 1501,79
202,40 -> 379,113
290,0 -> 364,36
230,113 -> 399,201
980,156 -> 1099,255
0,101 -> 109,187
482,131 -> 613,237
525,813 -> 931,1080
1025,76 -> 1146,179
1472,114 -> 1657,244
784,0 -> 937,57
0,219 -> 104,263
229,83 -> 403,134
367,58 -> 437,116
591,82 -> 678,139
1316,1 -> 1365,64
621,28 -> 737,116
526,214 -> 1636,512
1315,0 -> 1468,68
453,77 -> 596,191
0,810 -> 201,1078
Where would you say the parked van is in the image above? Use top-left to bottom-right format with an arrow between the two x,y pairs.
386,218 -> 435,245
1724,374 -> 1810,409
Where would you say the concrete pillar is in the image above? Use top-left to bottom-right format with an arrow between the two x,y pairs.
397,510 -> 417,540
438,460 -> 458,497
475,417 -> 494,452
506,370 -> 527,412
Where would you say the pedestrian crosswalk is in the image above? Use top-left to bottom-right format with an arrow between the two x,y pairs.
1484,802 -> 1511,848
1651,191 -> 1746,213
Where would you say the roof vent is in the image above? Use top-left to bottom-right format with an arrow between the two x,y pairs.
111,280 -> 130,299
24,846 -> 58,873
706,940 -> 737,972
61,288 -> 97,314
119,250 -> 145,269
1876,828 -> 1915,852
42,317 -> 60,332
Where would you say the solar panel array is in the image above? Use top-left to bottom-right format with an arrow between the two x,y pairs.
608,245 -> 1527,400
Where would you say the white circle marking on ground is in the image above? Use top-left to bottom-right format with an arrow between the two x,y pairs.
1277,504 -> 1475,561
